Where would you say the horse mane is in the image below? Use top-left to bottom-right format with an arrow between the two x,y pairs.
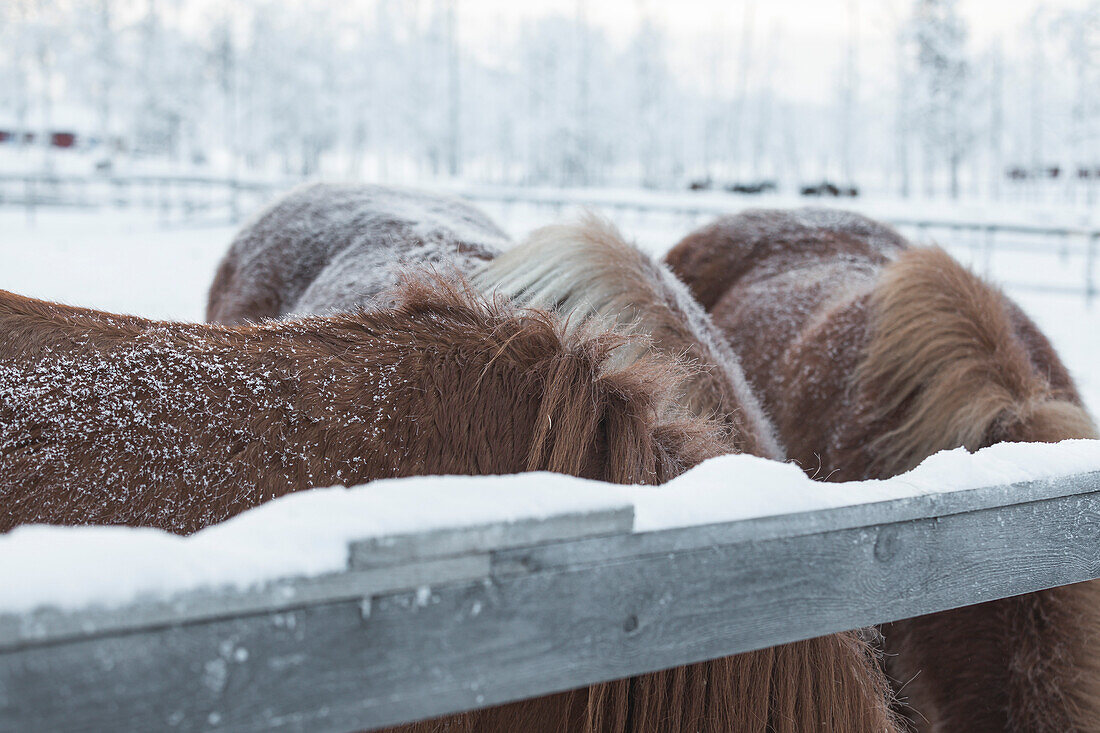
858,245 -> 1098,476
394,631 -> 901,733
395,276 -> 730,484
585,630 -> 900,733
473,214 -> 782,460
856,248 -> 1100,733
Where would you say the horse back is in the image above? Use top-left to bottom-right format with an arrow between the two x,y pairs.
665,207 -> 907,310
2,280 -> 726,535
671,210 -> 1096,478
206,183 -> 508,323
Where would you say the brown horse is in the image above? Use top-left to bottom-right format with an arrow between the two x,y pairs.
409,216 -> 899,733
666,208 -> 1100,732
0,277 -> 728,535
204,199 -> 902,732
206,183 -> 509,324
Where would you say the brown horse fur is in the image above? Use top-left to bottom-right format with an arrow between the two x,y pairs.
395,629 -> 899,733
474,214 -> 782,460
0,278 -> 726,535
206,190 -> 876,732
666,208 -> 1100,732
440,215 -> 903,733
206,182 -> 508,324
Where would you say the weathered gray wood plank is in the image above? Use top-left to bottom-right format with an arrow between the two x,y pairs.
0,554 -> 489,652
493,471 -> 1100,575
3,483 -> 1100,732
0,505 -> 635,650
348,505 -> 634,569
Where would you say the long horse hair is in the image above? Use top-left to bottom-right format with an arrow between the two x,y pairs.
861,246 -> 1100,733
666,208 -> 1100,732
0,277 -> 724,534
859,245 -> 1097,475
452,216 -> 901,733
474,214 -> 782,460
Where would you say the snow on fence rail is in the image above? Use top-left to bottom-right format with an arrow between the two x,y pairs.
2,442 -> 1100,732
2,173 -> 1098,300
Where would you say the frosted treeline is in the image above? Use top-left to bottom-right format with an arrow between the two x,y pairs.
0,0 -> 1096,199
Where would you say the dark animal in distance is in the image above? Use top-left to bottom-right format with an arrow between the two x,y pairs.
724,180 -> 778,195
800,181 -> 859,197
666,208 -> 1100,733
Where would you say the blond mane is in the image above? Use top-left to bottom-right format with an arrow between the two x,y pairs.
474,214 -> 782,459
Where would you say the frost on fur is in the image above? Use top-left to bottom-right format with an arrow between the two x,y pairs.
207,183 -> 511,323
474,214 -> 782,460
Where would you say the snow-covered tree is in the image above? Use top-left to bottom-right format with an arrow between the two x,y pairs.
908,0 -> 971,198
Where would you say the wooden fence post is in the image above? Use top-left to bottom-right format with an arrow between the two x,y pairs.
983,224 -> 995,277
24,175 -> 36,225
1087,232 -> 1098,306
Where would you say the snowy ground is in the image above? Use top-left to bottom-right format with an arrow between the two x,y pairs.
0,210 -> 236,321
1,204 -> 1097,413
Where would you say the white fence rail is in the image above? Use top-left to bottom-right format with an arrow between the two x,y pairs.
0,172 -> 285,225
2,173 -> 1097,301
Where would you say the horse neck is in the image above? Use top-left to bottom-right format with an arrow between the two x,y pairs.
0,284 -> 722,535
0,293 -> 421,532
0,289 -> 149,358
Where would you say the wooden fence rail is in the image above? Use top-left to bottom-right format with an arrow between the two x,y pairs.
454,188 -> 1100,302
1,173 -> 1097,301
2,470 -> 1100,731
0,172 -> 287,225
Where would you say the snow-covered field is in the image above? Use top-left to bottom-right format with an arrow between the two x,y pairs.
0,210 -> 237,321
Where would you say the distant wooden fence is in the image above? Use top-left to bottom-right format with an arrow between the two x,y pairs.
2,173 -> 1097,301
2,470 -> 1100,731
0,172 -> 286,225
456,187 -> 1100,303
